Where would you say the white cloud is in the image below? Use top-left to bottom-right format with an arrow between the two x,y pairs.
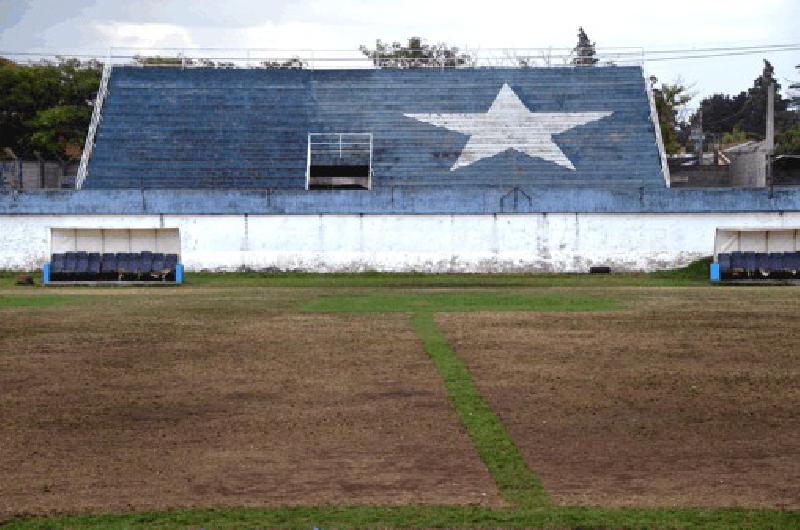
94,22 -> 197,51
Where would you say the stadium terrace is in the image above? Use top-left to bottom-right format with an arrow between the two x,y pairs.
1,54 -> 799,276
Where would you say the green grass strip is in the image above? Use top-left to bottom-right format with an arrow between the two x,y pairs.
5,504 -> 798,529
0,257 -> 712,290
0,294 -> 88,308
304,291 -> 618,313
411,311 -> 548,507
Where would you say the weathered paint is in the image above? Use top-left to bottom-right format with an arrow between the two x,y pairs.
3,213 -> 799,272
86,66 -> 664,190
4,186 -> 800,215
404,83 -> 613,171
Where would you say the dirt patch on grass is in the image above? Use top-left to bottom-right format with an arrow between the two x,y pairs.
0,289 -> 500,516
437,287 -> 800,509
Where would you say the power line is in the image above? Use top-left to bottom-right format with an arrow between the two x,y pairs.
642,46 -> 800,63
642,43 -> 800,55
1,42 -> 799,63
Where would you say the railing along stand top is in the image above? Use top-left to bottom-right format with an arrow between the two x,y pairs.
76,53 -> 112,190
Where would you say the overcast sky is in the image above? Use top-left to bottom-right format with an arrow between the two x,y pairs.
1,0 -> 798,106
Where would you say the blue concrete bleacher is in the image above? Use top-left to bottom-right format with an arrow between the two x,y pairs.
85,66 -> 665,190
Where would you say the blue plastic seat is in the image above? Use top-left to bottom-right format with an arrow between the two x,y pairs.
785,252 -> 800,275
165,254 -> 178,271
717,253 -> 731,272
101,253 -> 117,273
51,253 -> 65,273
151,253 -> 165,273
88,253 -> 102,274
139,251 -> 153,274
75,251 -> 89,274
115,252 -> 130,273
768,253 -> 784,274
64,252 -> 78,274
129,253 -> 142,275
744,252 -> 757,274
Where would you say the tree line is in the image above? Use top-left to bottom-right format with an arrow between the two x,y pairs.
0,57 -> 101,160
654,59 -> 799,155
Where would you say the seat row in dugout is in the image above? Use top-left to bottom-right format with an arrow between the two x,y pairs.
49,251 -> 179,282
717,251 -> 800,280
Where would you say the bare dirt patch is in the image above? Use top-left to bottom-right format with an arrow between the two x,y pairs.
437,287 -> 800,509
0,288 -> 500,516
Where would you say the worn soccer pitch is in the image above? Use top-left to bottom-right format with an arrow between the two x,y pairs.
1,269 -> 798,529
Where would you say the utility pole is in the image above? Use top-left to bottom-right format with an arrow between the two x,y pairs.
766,82 -> 775,191
766,82 -> 775,152
691,109 -> 704,165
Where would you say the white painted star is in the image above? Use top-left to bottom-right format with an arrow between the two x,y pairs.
405,83 -> 613,171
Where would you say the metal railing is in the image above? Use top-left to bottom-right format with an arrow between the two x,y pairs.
2,47 -> 646,71
5,42 -> 800,70
645,76 -> 671,188
75,51 -> 111,190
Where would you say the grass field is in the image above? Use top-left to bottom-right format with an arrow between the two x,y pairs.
1,264 -> 799,529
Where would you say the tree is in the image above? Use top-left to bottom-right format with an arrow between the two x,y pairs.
259,57 -> 306,69
28,104 -> 92,155
694,60 -> 792,140
572,27 -> 598,66
0,57 -> 101,159
133,55 -> 238,68
694,92 -> 747,136
652,81 -> 692,154
133,55 -> 185,66
359,37 -> 471,68
790,64 -> 799,110
738,60 -> 790,134
776,127 -> 800,154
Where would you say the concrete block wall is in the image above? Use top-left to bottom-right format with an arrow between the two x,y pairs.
0,160 -> 76,190
728,142 -> 767,187
3,212 -> 800,272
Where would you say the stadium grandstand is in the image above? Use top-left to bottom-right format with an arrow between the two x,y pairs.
1,48 -> 799,277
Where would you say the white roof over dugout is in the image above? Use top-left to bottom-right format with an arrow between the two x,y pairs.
714,227 -> 800,258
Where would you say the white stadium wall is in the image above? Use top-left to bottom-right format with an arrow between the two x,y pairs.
2,213 -> 800,272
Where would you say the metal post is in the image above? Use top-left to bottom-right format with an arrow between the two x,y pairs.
768,152 -> 774,198
766,82 -> 775,153
368,133 -> 373,190
695,109 -> 703,166
305,133 -> 311,190
766,82 -> 775,192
